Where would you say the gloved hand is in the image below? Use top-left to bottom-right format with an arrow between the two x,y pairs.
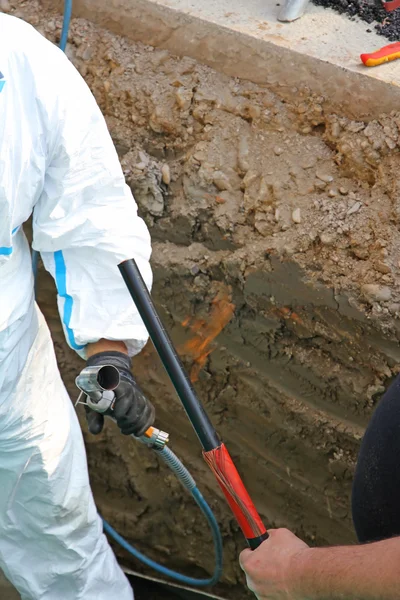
83,351 -> 155,437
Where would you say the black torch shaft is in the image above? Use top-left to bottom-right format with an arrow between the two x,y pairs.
118,259 -> 220,452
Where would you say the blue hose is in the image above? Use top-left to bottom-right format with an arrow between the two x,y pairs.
104,444 -> 223,586
104,486 -> 223,587
33,0 -> 224,588
60,0 -> 72,52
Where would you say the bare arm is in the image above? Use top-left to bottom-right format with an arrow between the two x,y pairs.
297,536 -> 400,600
86,339 -> 128,358
240,528 -> 400,600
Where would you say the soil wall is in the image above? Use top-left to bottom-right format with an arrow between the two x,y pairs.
10,2 -> 400,597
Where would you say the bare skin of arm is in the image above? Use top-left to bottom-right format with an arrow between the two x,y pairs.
86,339 -> 128,358
240,528 -> 400,600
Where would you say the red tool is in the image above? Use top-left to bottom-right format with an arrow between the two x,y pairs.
360,41 -> 400,67
119,259 -> 269,550
382,0 -> 400,11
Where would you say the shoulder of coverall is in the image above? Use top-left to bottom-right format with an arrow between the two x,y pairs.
0,11 -> 74,82
0,12 -> 91,160
0,13 -> 49,60
0,12 -> 71,100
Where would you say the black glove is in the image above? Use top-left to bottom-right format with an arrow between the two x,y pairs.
83,351 -> 155,437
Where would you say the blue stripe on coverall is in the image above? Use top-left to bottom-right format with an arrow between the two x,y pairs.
54,250 -> 85,350
0,226 -> 21,255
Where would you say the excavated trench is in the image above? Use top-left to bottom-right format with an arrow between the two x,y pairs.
6,1 -> 400,598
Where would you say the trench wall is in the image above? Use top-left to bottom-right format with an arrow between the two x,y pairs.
11,1 -> 400,597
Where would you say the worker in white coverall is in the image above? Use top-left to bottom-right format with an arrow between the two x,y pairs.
0,12 -> 155,600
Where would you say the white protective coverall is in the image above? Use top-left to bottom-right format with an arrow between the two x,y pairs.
0,13 -> 152,600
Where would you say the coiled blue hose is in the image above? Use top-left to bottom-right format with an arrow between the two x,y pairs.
105,443 -> 223,587
104,487 -> 223,587
32,0 -> 224,587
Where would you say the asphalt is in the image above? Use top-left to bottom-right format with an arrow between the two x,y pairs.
312,0 -> 400,41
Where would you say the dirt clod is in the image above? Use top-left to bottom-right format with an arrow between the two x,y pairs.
362,284 -> 392,303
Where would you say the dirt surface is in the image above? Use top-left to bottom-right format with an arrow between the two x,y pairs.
0,572 -> 19,600
8,1 -> 400,598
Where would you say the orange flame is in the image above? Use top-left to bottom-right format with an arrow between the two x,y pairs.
180,293 -> 235,382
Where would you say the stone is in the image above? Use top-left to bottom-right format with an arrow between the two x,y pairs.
347,201 -> 362,216
375,261 -> 391,275
81,46 -> 93,61
389,303 -> 400,314
385,137 -> 397,150
161,164 -> 171,185
292,208 -> 301,224
353,247 -> 369,260
320,233 -> 334,245
330,122 -> 341,138
213,172 -> 231,191
316,169 -> 334,183
0,0 -> 11,12
238,136 -> 250,173
361,284 -> 392,303
314,180 -> 327,191
175,87 -> 193,110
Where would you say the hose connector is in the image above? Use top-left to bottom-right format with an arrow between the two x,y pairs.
138,426 -> 169,449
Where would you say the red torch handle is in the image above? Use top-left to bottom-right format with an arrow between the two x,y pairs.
204,444 -> 269,549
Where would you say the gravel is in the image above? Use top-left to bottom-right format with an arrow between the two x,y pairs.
312,0 -> 400,42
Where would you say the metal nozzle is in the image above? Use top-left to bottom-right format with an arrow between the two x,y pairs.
75,365 -> 120,412
75,365 -> 120,397
278,0 -> 310,21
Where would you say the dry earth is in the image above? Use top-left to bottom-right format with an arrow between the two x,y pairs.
5,1 -> 400,597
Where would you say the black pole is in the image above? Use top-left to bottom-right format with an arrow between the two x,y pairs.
118,259 -> 221,452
